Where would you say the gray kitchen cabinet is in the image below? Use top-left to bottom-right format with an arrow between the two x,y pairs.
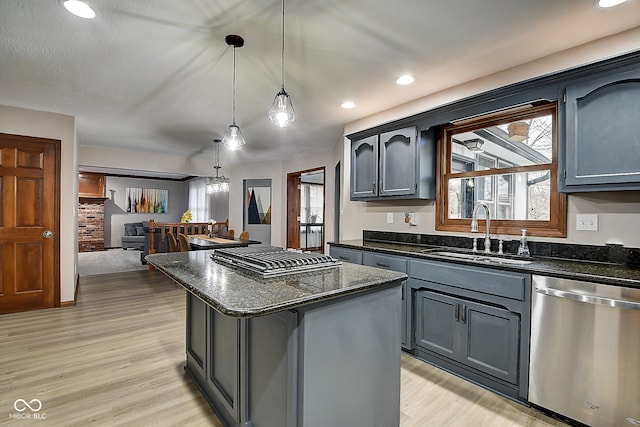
186,293 -> 207,378
351,135 -> 379,199
362,252 -> 411,350
408,259 -> 530,401
329,246 -> 363,264
415,290 -> 519,385
186,294 -> 299,426
329,245 -> 413,350
349,126 -> 435,200
561,63 -> 640,192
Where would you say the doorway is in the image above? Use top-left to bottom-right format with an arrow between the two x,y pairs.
0,133 -> 60,314
286,167 -> 325,253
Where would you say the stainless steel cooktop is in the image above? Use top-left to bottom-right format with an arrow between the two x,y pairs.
211,246 -> 341,278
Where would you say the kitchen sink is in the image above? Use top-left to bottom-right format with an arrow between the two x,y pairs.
426,251 -> 533,266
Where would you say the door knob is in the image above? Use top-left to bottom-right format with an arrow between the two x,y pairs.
43,230 -> 53,239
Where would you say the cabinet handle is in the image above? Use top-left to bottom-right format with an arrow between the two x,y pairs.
460,304 -> 466,324
454,304 -> 460,322
376,262 -> 390,268
372,181 -> 376,192
338,256 -> 350,260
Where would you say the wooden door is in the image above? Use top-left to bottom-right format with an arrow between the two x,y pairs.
0,133 -> 60,314
286,173 -> 301,250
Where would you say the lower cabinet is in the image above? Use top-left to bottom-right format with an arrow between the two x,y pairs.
362,251 -> 410,350
186,293 -> 297,426
408,259 -> 531,401
415,290 -> 519,385
330,245 -> 411,350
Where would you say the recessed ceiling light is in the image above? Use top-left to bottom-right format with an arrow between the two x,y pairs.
597,0 -> 627,7
396,75 -> 415,86
63,1 -> 96,19
341,101 -> 356,109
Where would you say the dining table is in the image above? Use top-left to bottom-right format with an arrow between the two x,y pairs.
188,234 -> 262,251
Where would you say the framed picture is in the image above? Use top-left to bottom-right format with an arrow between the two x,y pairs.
125,187 -> 168,213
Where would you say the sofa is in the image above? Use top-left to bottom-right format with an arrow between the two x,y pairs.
121,222 -> 145,250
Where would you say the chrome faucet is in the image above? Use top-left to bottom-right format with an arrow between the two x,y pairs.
471,202 -> 491,253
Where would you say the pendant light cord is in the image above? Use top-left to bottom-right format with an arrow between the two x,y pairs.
280,0 -> 286,90
232,46 -> 237,125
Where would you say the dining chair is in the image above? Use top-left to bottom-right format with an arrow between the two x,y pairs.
225,229 -> 235,239
167,233 -> 180,252
239,230 -> 249,241
177,233 -> 192,251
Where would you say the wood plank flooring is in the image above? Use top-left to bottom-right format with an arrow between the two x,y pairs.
0,270 -> 567,427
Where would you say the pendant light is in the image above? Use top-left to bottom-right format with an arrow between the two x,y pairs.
269,0 -> 295,128
206,139 -> 230,194
222,35 -> 247,151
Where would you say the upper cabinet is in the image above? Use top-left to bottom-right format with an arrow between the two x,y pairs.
349,125 -> 435,201
561,64 -> 640,192
78,172 -> 105,198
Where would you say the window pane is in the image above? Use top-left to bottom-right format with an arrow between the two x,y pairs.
527,171 -> 550,220
450,114 -> 553,173
448,171 -> 550,221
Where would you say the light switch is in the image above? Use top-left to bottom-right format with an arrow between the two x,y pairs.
386,212 -> 393,223
576,214 -> 598,231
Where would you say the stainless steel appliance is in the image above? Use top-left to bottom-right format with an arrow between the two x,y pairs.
529,275 -> 640,427
212,245 -> 340,277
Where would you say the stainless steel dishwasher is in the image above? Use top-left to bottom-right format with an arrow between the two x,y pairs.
529,275 -> 640,427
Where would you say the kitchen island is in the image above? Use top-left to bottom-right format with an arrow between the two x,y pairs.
147,249 -> 407,427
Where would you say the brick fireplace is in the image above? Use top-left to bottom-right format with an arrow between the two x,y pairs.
78,197 -> 106,252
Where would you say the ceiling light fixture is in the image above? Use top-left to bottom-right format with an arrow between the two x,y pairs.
341,101 -> 356,109
222,35 -> 247,151
461,138 -> 485,152
207,139 -> 230,194
269,0 -> 296,128
597,0 -> 627,7
63,0 -> 96,19
396,75 -> 415,86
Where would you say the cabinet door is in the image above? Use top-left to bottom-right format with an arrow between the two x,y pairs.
459,300 -> 519,385
379,127 -> 417,197
186,294 -> 207,374
564,66 -> 640,190
207,308 -> 241,422
415,290 -> 458,359
350,135 -> 379,199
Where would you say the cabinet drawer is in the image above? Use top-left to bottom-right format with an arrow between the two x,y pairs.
409,259 -> 526,301
362,252 -> 407,273
329,247 -> 363,264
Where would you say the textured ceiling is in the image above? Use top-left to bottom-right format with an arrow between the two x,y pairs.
1,0 -> 639,168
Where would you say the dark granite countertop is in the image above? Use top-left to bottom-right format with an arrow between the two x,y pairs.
330,239 -> 640,289
146,250 -> 407,318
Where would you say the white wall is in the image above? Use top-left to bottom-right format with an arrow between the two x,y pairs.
340,30 -> 640,248
227,159 -> 284,246
0,105 -> 77,303
104,176 -> 189,248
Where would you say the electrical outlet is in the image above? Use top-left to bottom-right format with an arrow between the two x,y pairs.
387,213 -> 393,223
576,214 -> 598,231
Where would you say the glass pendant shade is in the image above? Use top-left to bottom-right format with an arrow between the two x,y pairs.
269,88 -> 295,128
207,139 -> 230,193
222,124 -> 246,151
270,0 -> 295,128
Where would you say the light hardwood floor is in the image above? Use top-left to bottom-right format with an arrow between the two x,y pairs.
0,270 -> 567,427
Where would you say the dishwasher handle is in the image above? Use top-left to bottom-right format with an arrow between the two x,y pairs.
535,286 -> 640,311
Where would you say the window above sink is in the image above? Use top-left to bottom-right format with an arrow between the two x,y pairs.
436,102 -> 567,237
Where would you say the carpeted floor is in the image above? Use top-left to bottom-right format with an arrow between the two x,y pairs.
77,248 -> 149,276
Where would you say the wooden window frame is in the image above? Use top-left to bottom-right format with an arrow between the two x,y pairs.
436,102 -> 567,237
